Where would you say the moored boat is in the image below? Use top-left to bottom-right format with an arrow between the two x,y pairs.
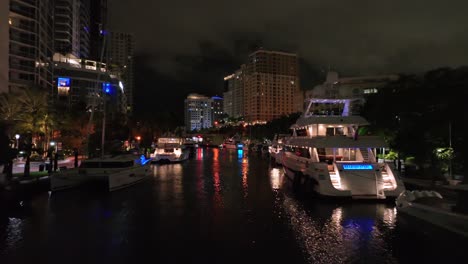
282,98 -> 405,199
50,154 -> 151,192
396,190 -> 468,238
151,137 -> 189,163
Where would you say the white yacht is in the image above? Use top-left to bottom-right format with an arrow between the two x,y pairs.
282,98 -> 405,199
223,134 -> 247,150
151,137 -> 189,163
269,134 -> 289,165
50,154 -> 152,192
396,190 -> 468,238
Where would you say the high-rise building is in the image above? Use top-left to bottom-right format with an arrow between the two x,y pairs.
223,90 -> 233,117
79,0 -> 90,58
0,1 -> 9,93
243,49 -> 300,122
222,67 -> 244,118
211,96 -> 224,124
89,0 -> 107,61
184,94 -> 213,131
54,0 -> 80,57
107,31 -> 135,114
5,0 -> 55,93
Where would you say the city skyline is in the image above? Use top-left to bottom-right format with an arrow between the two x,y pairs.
108,0 -> 468,122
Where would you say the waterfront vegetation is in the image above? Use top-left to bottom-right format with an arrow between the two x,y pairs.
362,67 -> 468,182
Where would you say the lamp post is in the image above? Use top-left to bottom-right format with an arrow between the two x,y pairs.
49,141 -> 56,173
15,134 -> 20,149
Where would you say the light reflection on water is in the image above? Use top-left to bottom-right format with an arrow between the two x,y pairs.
269,167 -> 284,191
3,217 -> 24,253
281,194 -> 399,264
212,148 -> 223,208
1,149 -> 465,264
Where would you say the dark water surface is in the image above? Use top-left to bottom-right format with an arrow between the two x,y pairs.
0,148 -> 465,263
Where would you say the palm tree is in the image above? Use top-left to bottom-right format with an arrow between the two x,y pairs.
0,92 -> 22,136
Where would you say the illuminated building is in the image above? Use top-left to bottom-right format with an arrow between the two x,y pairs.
211,96 -> 224,124
1,0 -> 55,93
243,49 -> 300,122
184,93 -> 214,131
53,53 -> 127,115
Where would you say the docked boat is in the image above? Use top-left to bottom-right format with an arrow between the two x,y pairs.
223,134 -> 247,150
183,138 -> 199,149
269,134 -> 289,164
282,98 -> 405,199
50,154 -> 152,192
151,137 -> 189,163
396,190 -> 468,238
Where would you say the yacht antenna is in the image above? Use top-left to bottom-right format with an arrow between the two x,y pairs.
85,26 -> 107,158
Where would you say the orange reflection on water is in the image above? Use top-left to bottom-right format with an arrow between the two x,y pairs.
212,148 -> 223,207
213,147 -> 219,161
241,155 -> 249,197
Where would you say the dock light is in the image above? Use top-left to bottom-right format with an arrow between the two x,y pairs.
136,136 -> 141,141
15,134 -> 20,149
50,141 -> 56,146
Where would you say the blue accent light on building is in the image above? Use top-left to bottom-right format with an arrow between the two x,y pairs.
212,96 -> 223,100
343,164 -> 373,170
102,83 -> 111,94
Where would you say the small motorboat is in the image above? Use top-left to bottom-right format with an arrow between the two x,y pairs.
396,190 -> 468,238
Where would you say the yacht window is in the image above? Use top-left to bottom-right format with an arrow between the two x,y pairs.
164,149 -> 174,153
295,148 -> 311,158
296,129 -> 307,136
326,127 -> 335,136
335,127 -> 344,135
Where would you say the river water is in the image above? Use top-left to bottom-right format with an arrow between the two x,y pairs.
0,148 -> 465,263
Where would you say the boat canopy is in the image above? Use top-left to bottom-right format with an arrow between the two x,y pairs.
292,115 -> 370,128
286,136 -> 387,148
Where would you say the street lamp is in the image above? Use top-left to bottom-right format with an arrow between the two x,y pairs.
50,141 -> 56,153
15,134 -> 20,149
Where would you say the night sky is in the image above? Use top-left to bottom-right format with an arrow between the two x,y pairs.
109,0 -> 468,122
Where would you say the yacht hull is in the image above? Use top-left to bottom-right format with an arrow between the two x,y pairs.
153,151 -> 189,163
51,163 -> 151,192
282,155 -> 404,199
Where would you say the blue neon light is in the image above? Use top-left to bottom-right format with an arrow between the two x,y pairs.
140,155 -> 151,165
102,83 -> 111,94
343,164 -> 373,170
237,144 -> 243,149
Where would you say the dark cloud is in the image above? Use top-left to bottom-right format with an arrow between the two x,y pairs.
109,0 -> 468,121
110,0 -> 468,74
